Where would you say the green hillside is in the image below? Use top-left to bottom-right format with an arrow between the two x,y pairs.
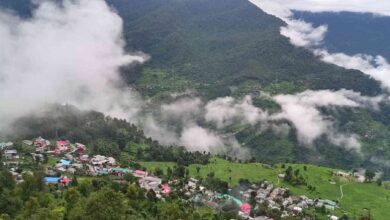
3,0 -> 390,176
141,158 -> 390,220
107,0 -> 381,99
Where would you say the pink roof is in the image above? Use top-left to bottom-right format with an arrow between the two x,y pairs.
57,140 -> 69,145
134,170 -> 147,175
162,184 -> 171,194
61,177 -> 70,184
240,203 -> 251,214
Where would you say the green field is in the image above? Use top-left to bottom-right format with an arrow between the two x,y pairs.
141,158 -> 390,219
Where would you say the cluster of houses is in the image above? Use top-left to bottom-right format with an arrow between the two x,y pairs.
333,170 -> 366,182
1,137 -> 341,219
182,179 -> 339,220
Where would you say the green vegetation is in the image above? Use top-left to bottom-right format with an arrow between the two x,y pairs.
9,104 -> 210,166
0,167 -> 226,220
112,0 -> 381,99
141,158 -> 390,219
263,81 -> 305,95
136,68 -> 193,100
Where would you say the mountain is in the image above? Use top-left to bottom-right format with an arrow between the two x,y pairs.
294,11 -> 390,60
107,0 -> 390,172
107,0 -> 381,99
3,0 -> 390,175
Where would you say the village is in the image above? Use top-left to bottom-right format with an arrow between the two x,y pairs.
1,137 -> 344,220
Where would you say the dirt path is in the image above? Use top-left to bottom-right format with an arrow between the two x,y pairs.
340,184 -> 346,200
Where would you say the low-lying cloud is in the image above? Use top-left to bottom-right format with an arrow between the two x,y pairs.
272,90 -> 381,150
314,50 -> 390,90
1,0 -> 387,159
205,95 -> 267,128
261,0 -> 390,17
249,0 -> 390,92
0,0 -> 147,131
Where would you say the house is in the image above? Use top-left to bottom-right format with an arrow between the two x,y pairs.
65,153 -> 74,161
44,176 -> 71,186
33,136 -> 49,148
111,167 -> 130,176
75,143 -> 86,153
107,157 -> 116,166
44,177 -> 61,184
91,155 -> 107,165
334,171 -> 350,177
240,203 -> 251,215
59,159 -> 71,168
96,168 -> 109,175
23,140 -> 33,145
56,139 -> 70,152
139,176 -> 162,191
133,170 -> 148,178
354,173 -> 366,183
0,142 -> 13,150
4,149 -> 19,160
162,184 -> 171,196
80,154 -> 89,162
31,153 -> 44,162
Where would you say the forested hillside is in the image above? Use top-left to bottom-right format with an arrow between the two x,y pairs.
107,0 -> 381,99
3,0 -> 390,177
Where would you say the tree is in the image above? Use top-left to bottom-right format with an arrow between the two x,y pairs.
376,178 -> 383,186
77,180 -> 93,197
154,167 -> 163,177
70,176 -> 78,187
0,190 -> 22,218
146,189 -> 157,202
167,167 -> 173,178
158,202 -> 186,220
0,170 -> 15,191
124,173 -> 137,183
64,188 -> 81,213
294,169 -> 300,177
82,187 -> 126,220
365,170 -> 375,182
90,139 -> 121,158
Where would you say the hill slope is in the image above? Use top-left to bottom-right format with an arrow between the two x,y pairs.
107,0 -> 381,99
294,11 -> 390,60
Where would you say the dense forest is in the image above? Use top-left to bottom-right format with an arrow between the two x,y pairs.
8,104 -> 210,166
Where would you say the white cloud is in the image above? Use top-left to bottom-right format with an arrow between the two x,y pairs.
249,0 -> 390,91
0,0 -> 148,131
161,97 -> 203,121
281,20 -> 327,47
269,0 -> 390,17
205,95 -> 266,128
179,125 -> 224,153
314,50 -> 390,90
249,0 -> 328,47
272,90 -> 382,150
141,116 -> 180,146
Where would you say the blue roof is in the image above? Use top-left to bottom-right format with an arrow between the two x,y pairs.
60,159 -> 71,166
44,177 -> 60,184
